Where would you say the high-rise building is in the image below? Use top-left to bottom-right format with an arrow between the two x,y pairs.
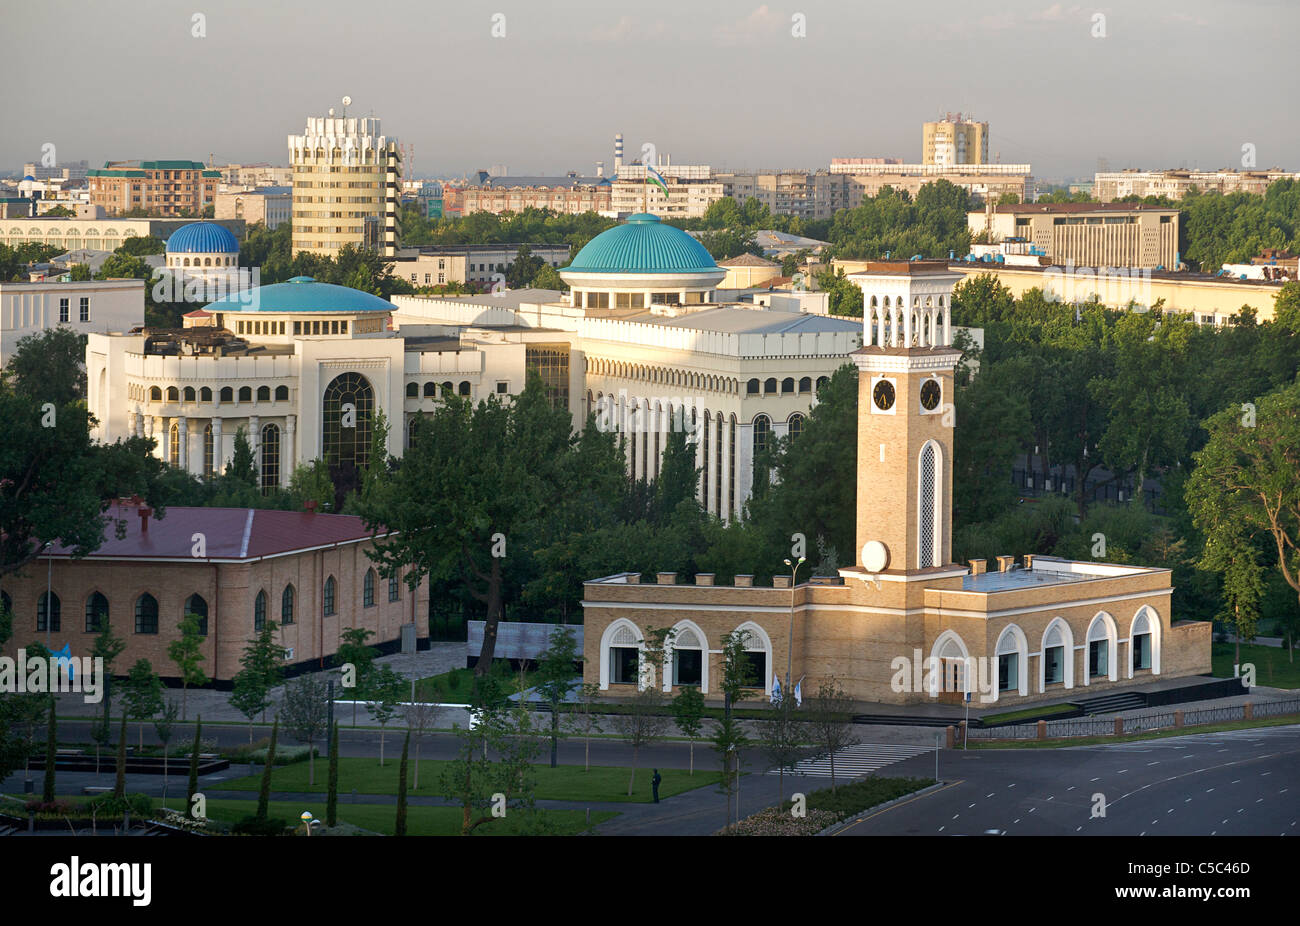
287,110 -> 401,258
922,114 -> 989,166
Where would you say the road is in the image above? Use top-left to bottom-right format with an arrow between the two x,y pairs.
835,724 -> 1300,836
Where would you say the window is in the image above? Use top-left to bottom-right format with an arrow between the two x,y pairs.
78,296 -> 88,321
1089,639 -> 1108,677
610,646 -> 639,685
998,653 -> 1018,692
281,585 -> 295,624
816,376 -> 829,390
496,381 -> 509,394
135,593 -> 159,634
323,576 -> 336,616
781,377 -> 795,394
254,590 -> 267,631
150,386 -> 162,401
363,568 -> 376,607
798,376 -> 812,394
741,651 -> 767,688
1044,645 -> 1064,684
746,378 -> 760,395
788,413 -> 804,441
220,387 -> 233,403
322,373 -> 373,471
238,386 -> 252,402
166,386 -> 179,402
753,414 -> 771,455
458,381 -> 470,396
388,575 -> 400,602
85,592 -> 109,633
275,385 -> 288,401
1133,633 -> 1151,671
257,386 -> 271,402
764,378 -> 777,395
918,443 -> 938,568
203,424 -> 214,478
184,386 -> 196,402
169,423 -> 179,465
185,594 -> 208,636
200,386 -> 212,402
59,297 -> 69,323
260,423 -> 280,493
406,382 -> 418,398
37,591 -> 61,632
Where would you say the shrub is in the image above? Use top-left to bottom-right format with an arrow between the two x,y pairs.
24,800 -> 77,817
726,807 -> 840,836
229,741 -> 316,766
82,792 -> 154,818
231,814 -> 290,836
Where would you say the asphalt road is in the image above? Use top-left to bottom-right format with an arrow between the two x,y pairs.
835,724 -> 1300,836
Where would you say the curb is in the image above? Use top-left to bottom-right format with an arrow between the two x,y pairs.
815,780 -> 950,836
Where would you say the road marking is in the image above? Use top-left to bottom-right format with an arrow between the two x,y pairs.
831,779 -> 965,836
1147,761 -> 1160,766
777,742 -> 932,778
1090,777 -> 1100,782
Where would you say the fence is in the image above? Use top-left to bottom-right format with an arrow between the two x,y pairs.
966,697 -> 1300,741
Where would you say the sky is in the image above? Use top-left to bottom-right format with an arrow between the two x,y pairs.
7,0 -> 1297,182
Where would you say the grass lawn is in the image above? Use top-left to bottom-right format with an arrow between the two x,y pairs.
208,756 -> 722,803
1211,642 -> 1300,689
413,667 -> 540,704
968,714 -> 1300,749
155,797 -> 613,836
979,703 -> 1076,725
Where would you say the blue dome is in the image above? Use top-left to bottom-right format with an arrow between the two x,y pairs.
566,214 -> 720,275
204,276 -> 394,313
166,222 -> 240,254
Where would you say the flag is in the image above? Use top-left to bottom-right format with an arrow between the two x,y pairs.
646,165 -> 670,196
794,676 -> 804,707
771,676 -> 782,705
52,643 -> 74,682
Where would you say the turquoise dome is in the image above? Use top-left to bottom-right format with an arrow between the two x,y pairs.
204,277 -> 394,312
166,222 -> 240,254
566,213 -> 720,274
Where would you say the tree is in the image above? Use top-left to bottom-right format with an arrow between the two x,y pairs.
90,618 -> 127,764
535,626 -> 582,768
281,674 -> 329,786
116,235 -> 165,257
230,620 -> 287,740
366,665 -> 407,766
610,687 -> 670,798
227,428 -> 258,488
336,626 -> 379,724
4,328 -> 88,404
122,659 -> 163,750
1187,381 -> 1300,614
68,263 -> 92,281
185,716 -> 202,815
256,718 -> 279,822
326,720 -> 339,826
89,710 -> 112,776
167,614 -> 208,721
1202,528 -> 1266,664
154,698 -> 179,801
806,677 -> 857,794
402,700 -> 441,790
567,683 -> 604,772
395,731 -> 410,836
42,695 -> 57,803
671,685 -> 705,775
759,695 -> 806,804
440,705 -> 543,835
712,629 -> 755,831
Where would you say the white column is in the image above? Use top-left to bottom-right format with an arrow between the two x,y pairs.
944,303 -> 952,346
179,417 -> 190,473
248,415 -> 261,471
903,302 -> 913,347
284,414 -> 297,486
889,304 -> 900,347
128,407 -> 138,438
693,406 -> 705,505
211,417 -> 223,475
736,422 -> 755,512
720,413 -> 733,523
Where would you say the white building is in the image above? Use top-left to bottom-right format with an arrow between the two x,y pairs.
2,279 -> 144,366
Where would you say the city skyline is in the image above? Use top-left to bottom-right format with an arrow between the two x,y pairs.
7,0 -> 1298,181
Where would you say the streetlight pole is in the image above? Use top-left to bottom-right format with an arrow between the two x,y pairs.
781,556 -> 805,698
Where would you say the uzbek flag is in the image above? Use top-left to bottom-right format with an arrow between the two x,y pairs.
646,165 -> 670,196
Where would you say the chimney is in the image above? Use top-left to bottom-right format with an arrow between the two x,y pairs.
138,506 -> 153,533
734,575 -> 754,587
304,500 -> 318,514
997,555 -> 1015,573
695,573 -> 715,586
968,559 -> 987,576
1023,554 -> 1035,570
656,572 -> 676,585
773,575 -> 792,589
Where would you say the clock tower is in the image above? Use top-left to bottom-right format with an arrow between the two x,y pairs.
846,261 -> 963,575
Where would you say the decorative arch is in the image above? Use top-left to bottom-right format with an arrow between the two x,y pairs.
667,619 -> 709,693
734,620 -> 773,696
1040,618 -> 1075,691
599,617 -> 644,690
994,624 -> 1029,698
929,630 -> 971,697
1085,612 -> 1119,684
1128,605 -> 1161,676
916,440 -> 943,569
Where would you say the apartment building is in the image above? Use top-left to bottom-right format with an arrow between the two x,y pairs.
86,160 -> 222,216
969,203 -> 1179,269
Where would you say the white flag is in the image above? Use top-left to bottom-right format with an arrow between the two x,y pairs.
771,676 -> 782,705
794,677 -> 803,707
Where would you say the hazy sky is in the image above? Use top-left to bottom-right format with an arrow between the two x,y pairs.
8,0 -> 1297,181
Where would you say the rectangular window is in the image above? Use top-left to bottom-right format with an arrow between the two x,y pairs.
1089,640 -> 1108,677
388,576 -> 400,602
80,297 -> 89,322
1044,645 -> 1064,685
998,653 -> 1018,692
741,651 -> 767,688
59,297 -> 69,323
496,381 -> 509,394
611,647 -> 639,685
673,649 -> 702,686
1133,633 -> 1151,671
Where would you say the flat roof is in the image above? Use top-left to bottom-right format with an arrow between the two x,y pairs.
624,305 -> 860,335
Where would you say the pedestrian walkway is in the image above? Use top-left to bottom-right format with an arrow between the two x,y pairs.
774,743 -> 934,778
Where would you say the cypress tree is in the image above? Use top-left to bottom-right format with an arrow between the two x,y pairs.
186,716 -> 202,815
42,695 -> 57,803
395,731 -> 410,837
326,720 -> 339,827
113,711 -> 127,799
256,718 -> 278,822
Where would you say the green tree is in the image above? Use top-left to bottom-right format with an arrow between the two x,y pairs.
4,327 -> 88,404
759,695 -> 805,805
712,629 -> 755,832
122,658 -> 164,749
806,677 -> 857,794
229,619 -> 287,738
671,684 -> 705,775
185,716 -> 203,817
366,664 -> 407,766
67,262 -> 92,281
336,626 -> 379,724
567,683 -> 604,772
281,674 -> 330,786
167,614 -> 208,721
256,718 -> 278,821
113,711 -> 127,799
116,235 -> 165,257
227,428 -> 258,488
154,698 -> 179,801
395,731 -> 410,836
534,626 -> 582,768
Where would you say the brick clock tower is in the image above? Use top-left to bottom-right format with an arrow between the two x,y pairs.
846,262 -> 964,578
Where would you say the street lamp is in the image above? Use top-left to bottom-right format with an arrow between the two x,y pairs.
781,556 -> 805,701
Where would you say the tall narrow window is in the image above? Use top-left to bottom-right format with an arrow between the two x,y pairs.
37,592 -> 61,632
85,592 -> 109,633
323,576 -> 336,616
388,575 -> 400,602
185,594 -> 208,636
260,423 -> 280,494
363,568 -> 376,607
169,423 -> 180,466
254,590 -> 267,631
203,423 -> 214,478
281,585 -> 295,625
919,442 -> 938,568
135,594 -> 159,634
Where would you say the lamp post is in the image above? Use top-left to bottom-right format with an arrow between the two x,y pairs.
781,556 -> 805,699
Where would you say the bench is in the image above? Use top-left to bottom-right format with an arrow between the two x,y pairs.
82,786 -> 112,796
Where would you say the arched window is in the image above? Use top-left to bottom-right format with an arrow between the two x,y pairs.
459,381 -> 471,396
995,625 -> 1027,696
183,386 -> 196,402
203,423 -> 214,478
150,386 -> 162,401
1087,614 -> 1117,682
257,385 -> 271,402
788,413 -> 804,441
166,386 -> 179,402
605,621 -> 643,687
816,376 -> 829,390
135,593 -> 159,634
781,377 -> 795,394
204,257 -> 211,266
746,378 -> 760,395
753,414 -> 771,455
220,386 -> 233,403
363,568 -> 376,607
169,423 -> 179,466
85,592 -> 109,633
441,381 -> 454,398
322,373 -> 374,470
185,593 -> 208,636
275,385 -> 289,401
798,376 -> 812,394
388,574 -> 400,602
423,382 -> 436,398
260,423 -> 280,493
37,591 -> 61,632
763,378 -> 777,395
281,585 -> 295,624
671,624 -> 704,687
322,576 -> 336,616
918,441 -> 941,569
254,590 -> 267,631
406,382 -> 418,398
238,386 -> 252,402
200,386 -> 212,402
1041,620 -> 1072,688
728,414 -> 737,518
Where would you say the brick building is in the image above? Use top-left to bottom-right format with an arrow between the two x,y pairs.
0,502 -> 427,684
87,161 -> 222,217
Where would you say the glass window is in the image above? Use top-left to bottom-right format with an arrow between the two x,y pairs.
1089,640 -> 1108,677
322,373 -> 374,471
185,594 -> 208,636
998,653 -> 1018,692
1044,645 -> 1064,684
610,647 -> 639,685
525,344 -> 569,410
388,575 -> 400,602
323,576 -> 336,616
254,590 -> 267,631
260,423 -> 280,493
363,569 -> 376,607
741,651 -> 766,688
59,297 -> 69,323
1133,633 -> 1151,671
79,297 -> 89,322
673,648 -> 702,686
135,594 -> 159,634
85,592 -> 109,633
37,592 -> 61,632
281,585 -> 295,624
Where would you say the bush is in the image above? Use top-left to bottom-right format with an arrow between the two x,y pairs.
228,740 -> 316,766
726,807 -> 840,836
24,800 -> 77,817
231,814 -> 290,836
82,792 -> 154,818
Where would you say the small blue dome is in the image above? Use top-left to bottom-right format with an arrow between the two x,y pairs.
566,213 -> 720,275
22,175 -> 36,182
166,222 -> 240,254
204,277 -> 394,313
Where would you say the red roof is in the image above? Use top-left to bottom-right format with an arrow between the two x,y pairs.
183,309 -> 213,318
47,504 -> 382,562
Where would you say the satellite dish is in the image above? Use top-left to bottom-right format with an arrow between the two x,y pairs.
342,95 -> 352,107
327,108 -> 334,116
861,541 -> 889,574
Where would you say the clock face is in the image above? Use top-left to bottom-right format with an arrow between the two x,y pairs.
873,379 -> 895,411
920,379 -> 941,411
